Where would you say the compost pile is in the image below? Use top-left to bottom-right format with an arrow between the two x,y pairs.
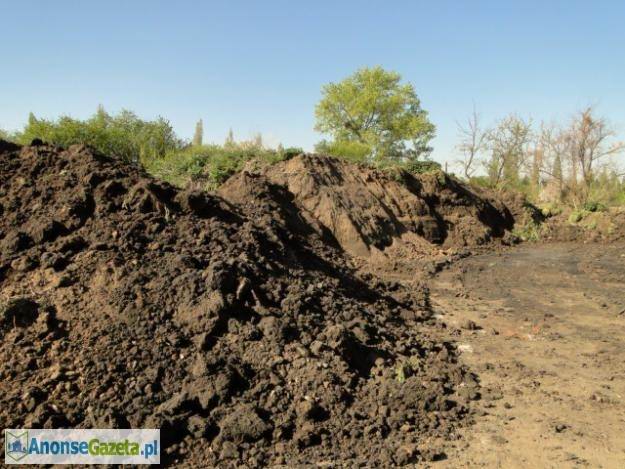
0,141 -> 477,466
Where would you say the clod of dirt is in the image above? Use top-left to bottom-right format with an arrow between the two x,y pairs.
461,319 -> 480,331
554,423 -> 568,433
1,297 -> 39,329
0,141 -> 473,466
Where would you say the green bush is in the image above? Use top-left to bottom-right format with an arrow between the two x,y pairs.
582,200 -> 607,213
568,209 -> 590,223
539,203 -> 563,218
146,142 -> 288,190
401,159 -> 442,175
281,146 -> 304,159
15,108 -> 181,164
314,139 -> 371,163
512,220 -> 543,242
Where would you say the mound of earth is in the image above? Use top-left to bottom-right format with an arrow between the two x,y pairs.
0,141 -> 477,466
542,207 -> 625,243
227,155 -> 514,262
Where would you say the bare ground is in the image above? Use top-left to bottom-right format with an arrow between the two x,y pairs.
428,242 -> 625,468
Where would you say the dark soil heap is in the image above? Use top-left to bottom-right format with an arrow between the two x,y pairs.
0,142 -> 477,466
231,155 -> 514,261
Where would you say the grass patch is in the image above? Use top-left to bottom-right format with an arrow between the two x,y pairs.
512,220 -> 543,242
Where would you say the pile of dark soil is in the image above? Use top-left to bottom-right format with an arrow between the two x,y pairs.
0,142 -> 477,466
234,155 -> 514,262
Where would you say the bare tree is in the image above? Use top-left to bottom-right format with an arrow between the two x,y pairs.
456,107 -> 487,179
539,108 -> 624,204
484,114 -> 532,188
567,107 -> 624,188
530,146 -> 542,193
538,123 -> 566,181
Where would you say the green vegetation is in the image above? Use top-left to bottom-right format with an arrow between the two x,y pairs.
1,107 -> 304,190
314,66 -> 435,164
539,202 -> 563,218
14,107 -> 181,164
314,139 -> 371,163
146,140 -> 300,190
395,356 -> 422,383
582,200 -> 607,213
0,128 -> 13,141
3,67 -> 442,190
568,209 -> 590,224
2,69 -> 622,207
512,220 -> 543,242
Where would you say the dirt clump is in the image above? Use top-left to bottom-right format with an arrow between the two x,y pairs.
0,141 -> 476,466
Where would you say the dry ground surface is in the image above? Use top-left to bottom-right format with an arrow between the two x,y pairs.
428,242 -> 625,468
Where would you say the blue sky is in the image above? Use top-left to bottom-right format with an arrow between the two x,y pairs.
1,1 -> 624,166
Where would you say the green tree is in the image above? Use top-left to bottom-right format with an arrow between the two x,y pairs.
315,66 -> 435,162
193,119 -> 203,146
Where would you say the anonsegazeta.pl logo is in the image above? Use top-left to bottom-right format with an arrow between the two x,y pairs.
4,429 -> 160,464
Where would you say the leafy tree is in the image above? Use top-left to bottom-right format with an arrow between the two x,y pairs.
193,119 -> 203,146
315,66 -> 435,162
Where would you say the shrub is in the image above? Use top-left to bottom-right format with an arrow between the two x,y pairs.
281,147 -> 304,159
568,209 -> 589,223
15,108 -> 181,164
512,220 -> 543,242
539,203 -> 563,218
402,160 -> 442,175
146,142 -> 288,190
582,200 -> 607,213
314,139 -> 371,163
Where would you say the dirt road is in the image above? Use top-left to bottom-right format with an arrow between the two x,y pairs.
429,242 -> 625,468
